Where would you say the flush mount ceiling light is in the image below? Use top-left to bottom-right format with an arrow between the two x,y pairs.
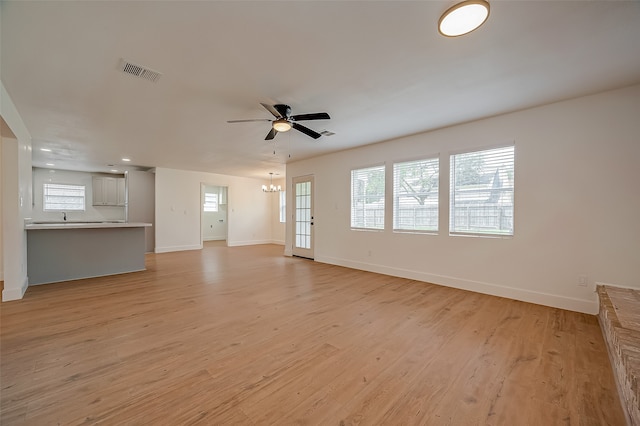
439,0 -> 490,37
272,119 -> 292,133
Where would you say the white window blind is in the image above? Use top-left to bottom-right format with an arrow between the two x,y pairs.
203,192 -> 218,212
351,165 -> 385,230
393,158 -> 439,232
43,183 -> 86,211
279,191 -> 286,223
450,145 -> 515,236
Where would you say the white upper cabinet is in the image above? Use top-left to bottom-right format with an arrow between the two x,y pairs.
93,176 -> 124,206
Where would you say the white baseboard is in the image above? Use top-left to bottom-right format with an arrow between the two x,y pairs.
2,275 -> 29,302
227,239 -> 273,247
315,255 -> 598,314
284,248 -> 292,256
155,244 -> 202,253
203,237 -> 226,242
270,239 -> 285,246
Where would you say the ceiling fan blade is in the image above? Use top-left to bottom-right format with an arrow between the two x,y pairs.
260,103 -> 281,118
290,112 -> 330,121
265,128 -> 277,140
227,119 -> 271,123
292,123 -> 321,139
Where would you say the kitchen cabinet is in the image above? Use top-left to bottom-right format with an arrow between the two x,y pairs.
117,178 -> 126,206
93,176 -> 124,206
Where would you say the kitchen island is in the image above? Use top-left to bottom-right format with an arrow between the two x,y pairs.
25,222 -> 152,285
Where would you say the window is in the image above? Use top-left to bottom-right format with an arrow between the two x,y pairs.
279,191 -> 286,223
43,183 -> 86,211
351,165 -> 385,230
203,192 -> 218,212
450,145 -> 515,236
393,157 -> 439,232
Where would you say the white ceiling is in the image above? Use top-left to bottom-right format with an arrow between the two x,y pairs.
2,1 -> 640,179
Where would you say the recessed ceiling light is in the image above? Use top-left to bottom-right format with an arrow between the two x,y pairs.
46,163 -> 55,166
111,169 -> 119,173
122,158 -> 131,162
439,0 -> 490,37
40,148 -> 52,152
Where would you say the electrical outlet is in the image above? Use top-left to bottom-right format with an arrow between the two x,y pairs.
578,275 -> 588,287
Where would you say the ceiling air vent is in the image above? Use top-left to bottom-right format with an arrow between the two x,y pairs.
119,59 -> 162,83
320,130 -> 335,137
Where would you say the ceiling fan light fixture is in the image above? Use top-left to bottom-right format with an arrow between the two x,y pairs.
228,103 -> 328,140
439,0 -> 490,37
273,119 -> 292,132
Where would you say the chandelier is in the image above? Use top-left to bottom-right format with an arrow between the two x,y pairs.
262,172 -> 282,192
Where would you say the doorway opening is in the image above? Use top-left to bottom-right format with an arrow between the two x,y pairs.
201,184 -> 228,247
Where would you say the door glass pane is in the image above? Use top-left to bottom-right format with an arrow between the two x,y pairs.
295,181 -> 312,250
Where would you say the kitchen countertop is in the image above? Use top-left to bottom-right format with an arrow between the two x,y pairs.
25,222 -> 152,230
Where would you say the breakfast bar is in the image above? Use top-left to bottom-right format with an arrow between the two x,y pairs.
25,222 -> 152,285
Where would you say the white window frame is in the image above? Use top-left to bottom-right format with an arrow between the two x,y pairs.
393,157 -> 439,234
450,144 -> 515,237
351,164 -> 385,230
43,183 -> 86,212
203,192 -> 219,212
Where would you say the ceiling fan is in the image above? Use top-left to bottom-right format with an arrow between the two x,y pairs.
227,103 -> 330,140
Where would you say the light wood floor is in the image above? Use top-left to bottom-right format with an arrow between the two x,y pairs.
1,244 -> 624,425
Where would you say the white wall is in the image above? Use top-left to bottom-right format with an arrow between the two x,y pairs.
202,184 -> 227,241
31,168 -> 126,222
1,80 -> 33,301
155,168 -> 274,252
270,177 -> 286,245
0,133 -> 3,282
128,170 -> 155,252
286,84 -> 640,314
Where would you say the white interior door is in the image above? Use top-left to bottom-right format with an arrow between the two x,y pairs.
292,175 -> 314,259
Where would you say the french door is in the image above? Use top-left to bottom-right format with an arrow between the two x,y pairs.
292,175 -> 314,259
